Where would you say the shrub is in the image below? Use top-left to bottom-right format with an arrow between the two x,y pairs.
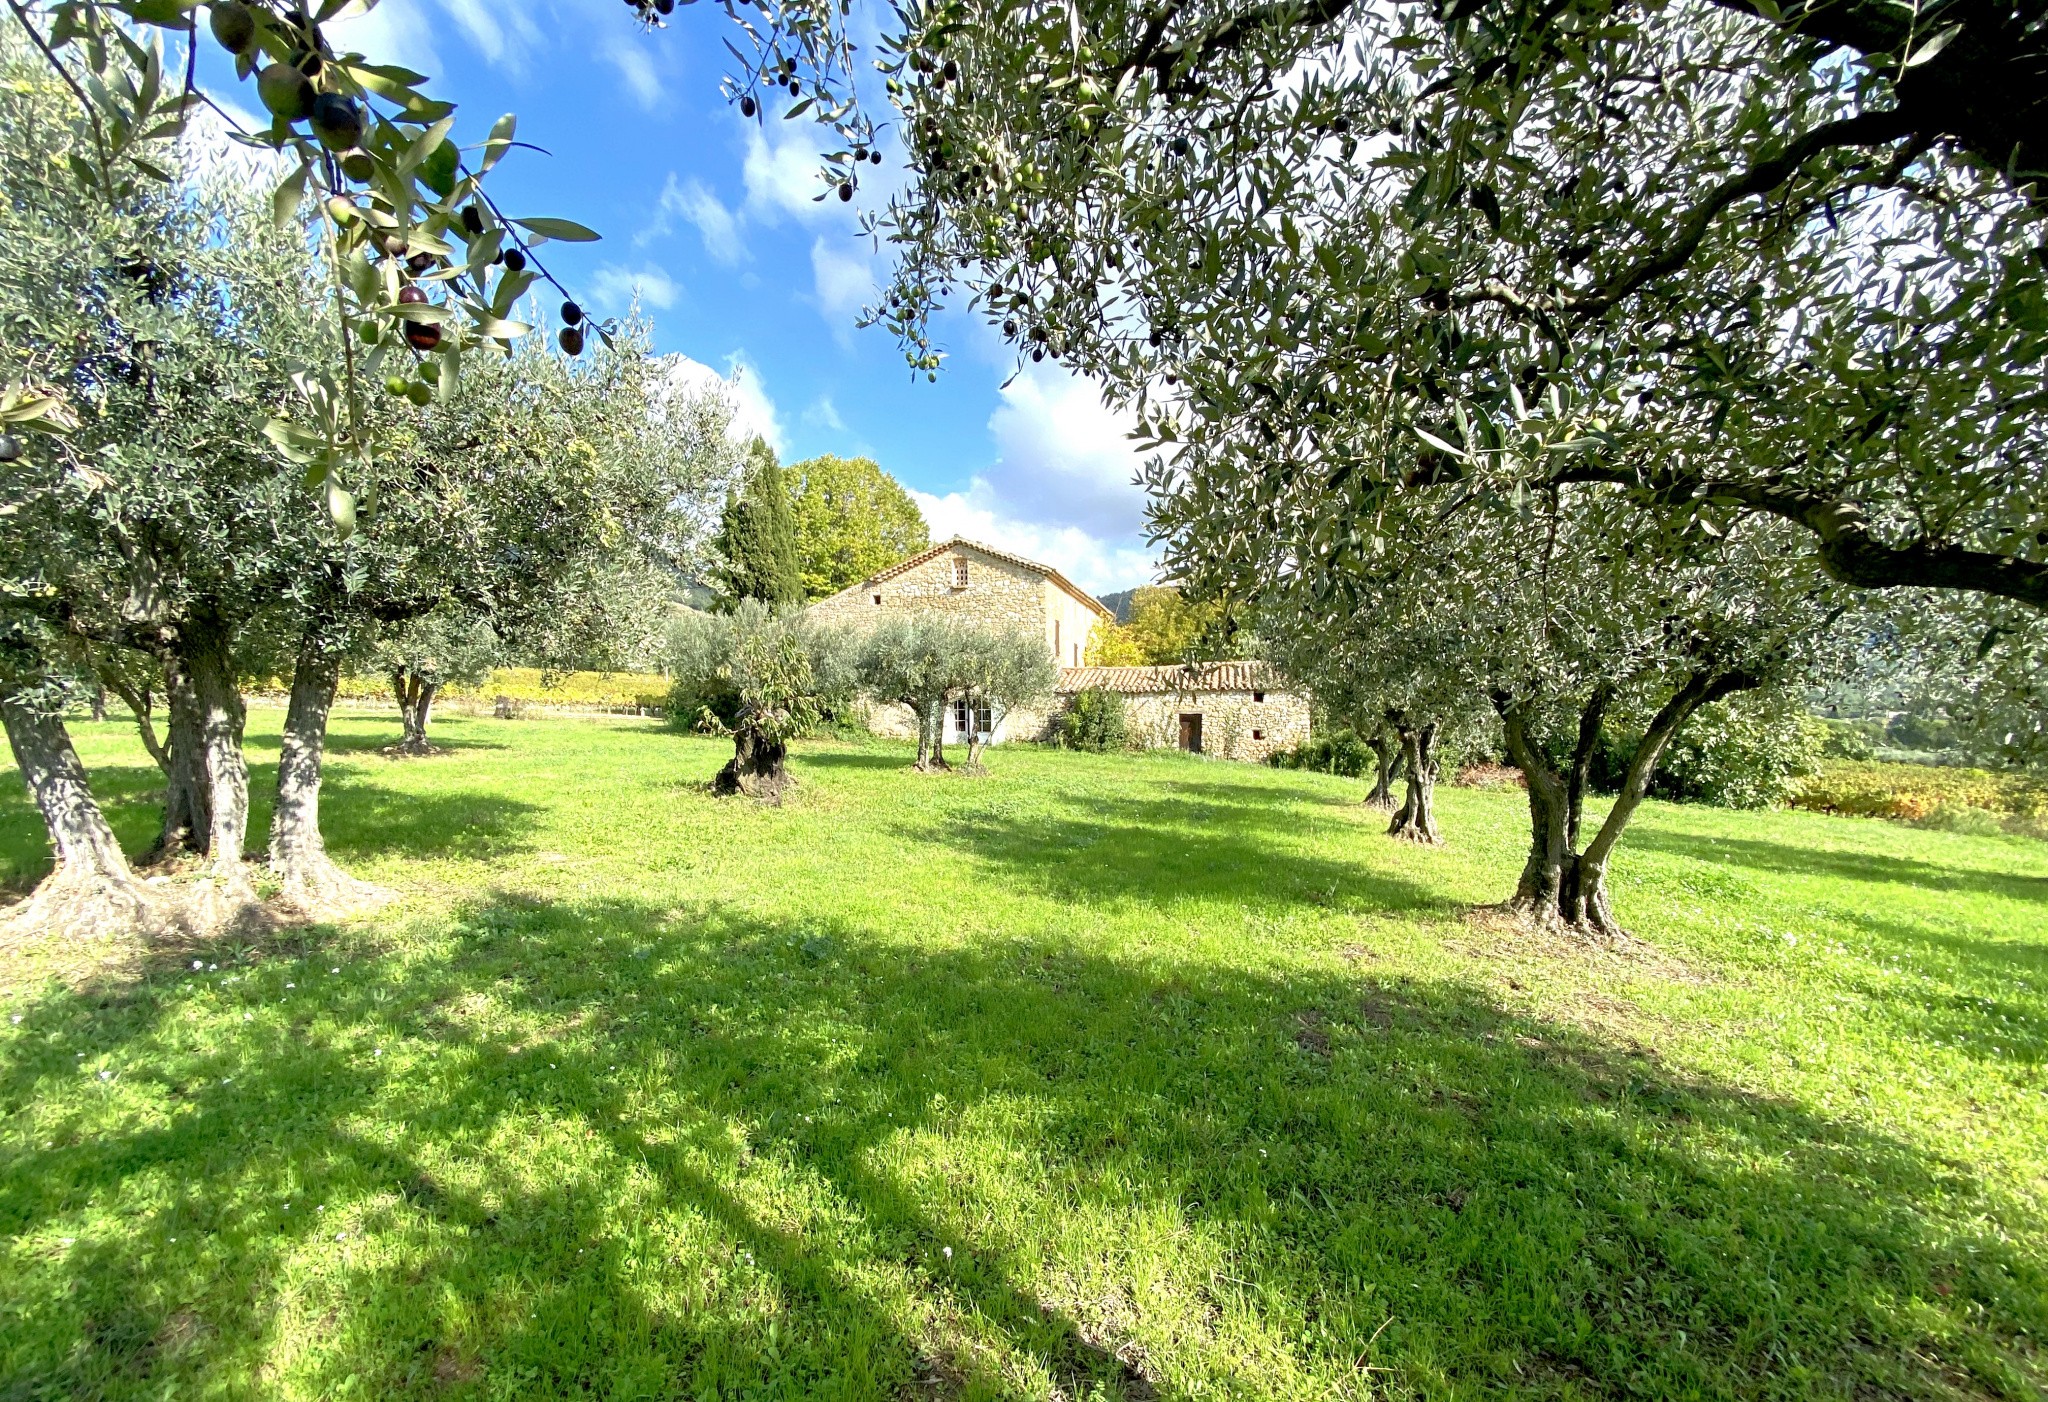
1269,729 -> 1372,777
1591,694 -> 1822,809
1059,688 -> 1129,752
1816,718 -> 1879,760
1792,760 -> 2048,824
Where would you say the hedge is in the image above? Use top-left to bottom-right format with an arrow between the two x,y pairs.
330,667 -> 670,711
1790,760 -> 2048,823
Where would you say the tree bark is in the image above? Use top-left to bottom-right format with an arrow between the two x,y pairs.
712,723 -> 790,800
1386,718 -> 1443,843
0,695 -> 175,946
176,614 -> 266,932
914,698 -> 951,772
151,656 -> 211,861
270,638 -> 391,919
390,670 -> 440,755
1498,697 -> 1585,936
1364,728 -> 1398,808
1495,671 -> 1757,941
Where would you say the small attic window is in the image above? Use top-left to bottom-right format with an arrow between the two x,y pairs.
952,558 -> 970,587
872,593 -> 882,605
1253,690 -> 1265,703
1253,729 -> 1265,741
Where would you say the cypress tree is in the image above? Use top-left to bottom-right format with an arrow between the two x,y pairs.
715,438 -> 804,607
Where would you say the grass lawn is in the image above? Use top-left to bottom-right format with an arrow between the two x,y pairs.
1,712 -> 2044,1400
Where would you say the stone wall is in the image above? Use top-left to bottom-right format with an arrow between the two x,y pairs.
1117,687 -> 1312,763
807,542 -> 1051,642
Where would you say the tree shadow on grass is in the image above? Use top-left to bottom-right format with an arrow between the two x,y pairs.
315,776 -> 545,864
1630,828 -> 2048,908
3,892 -> 2040,1399
891,787 -> 1459,918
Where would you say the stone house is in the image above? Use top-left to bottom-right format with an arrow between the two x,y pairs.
806,535 -> 1310,759
1056,661 -> 1309,763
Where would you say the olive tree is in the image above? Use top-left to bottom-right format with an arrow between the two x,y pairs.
1268,583 -> 1484,841
852,616 -> 1049,772
953,628 -> 1056,771
666,601 -> 854,800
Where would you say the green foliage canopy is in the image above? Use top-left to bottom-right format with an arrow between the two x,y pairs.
784,454 -> 929,600
714,439 -> 804,609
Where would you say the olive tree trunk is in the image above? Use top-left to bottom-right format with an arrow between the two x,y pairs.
150,656 -> 212,861
390,670 -> 440,755
1496,671 -> 1754,940
713,722 -> 791,801
1364,729 -> 1399,809
0,695 -> 173,945
914,697 -> 951,773
269,639 -> 391,918
1386,718 -> 1442,844
176,616 -> 267,932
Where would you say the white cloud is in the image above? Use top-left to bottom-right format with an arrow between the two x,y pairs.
328,0 -> 442,74
984,363 -> 1153,539
439,0 -> 543,68
587,264 -> 679,312
742,121 -> 837,223
602,38 -> 663,111
803,396 -> 846,432
643,174 -> 747,265
657,353 -> 786,456
908,363 -> 1161,595
910,488 -> 1159,597
810,237 -> 879,344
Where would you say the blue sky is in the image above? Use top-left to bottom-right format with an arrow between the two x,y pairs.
198,0 -> 1161,595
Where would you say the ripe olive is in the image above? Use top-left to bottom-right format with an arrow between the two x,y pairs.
558,326 -> 586,356
404,321 -> 442,352
739,95 -> 757,118
461,204 -> 485,235
560,300 -> 583,326
256,63 -> 315,122
838,182 -> 853,202
407,253 -> 435,275
502,248 -> 527,273
397,284 -> 429,305
209,2 -> 256,54
309,93 -> 363,152
0,433 -> 22,463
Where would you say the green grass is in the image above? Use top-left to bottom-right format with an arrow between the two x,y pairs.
2,714 -> 2044,1400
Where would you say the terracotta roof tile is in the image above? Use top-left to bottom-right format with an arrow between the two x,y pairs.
1056,661 -> 1289,694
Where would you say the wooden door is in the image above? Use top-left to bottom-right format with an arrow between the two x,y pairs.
1178,713 -> 1203,753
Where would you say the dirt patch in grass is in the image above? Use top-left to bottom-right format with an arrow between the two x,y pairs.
1293,1009 -> 1333,1058
1455,905 -> 1716,985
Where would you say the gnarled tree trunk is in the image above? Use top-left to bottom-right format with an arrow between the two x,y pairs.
390,670 -> 440,755
914,698 -> 951,772
1497,670 -> 1754,941
713,723 -> 790,800
1386,717 -> 1442,844
270,638 -> 392,919
149,656 -> 211,861
0,695 -> 175,946
1364,729 -> 1399,809
178,615 -> 265,932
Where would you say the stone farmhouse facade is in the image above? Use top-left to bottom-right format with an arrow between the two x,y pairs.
806,536 -> 1311,762
1056,661 -> 1310,763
